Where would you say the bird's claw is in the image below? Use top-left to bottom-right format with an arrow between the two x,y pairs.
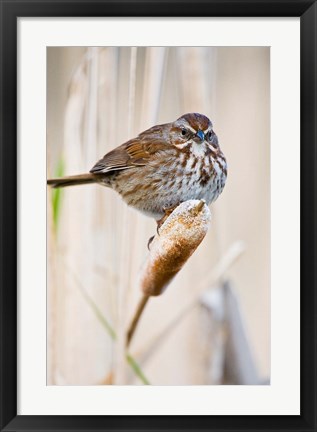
156,205 -> 178,235
147,235 -> 154,250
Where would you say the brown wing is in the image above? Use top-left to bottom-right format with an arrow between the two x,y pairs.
90,136 -> 171,174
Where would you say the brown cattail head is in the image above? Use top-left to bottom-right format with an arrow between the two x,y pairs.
140,200 -> 211,297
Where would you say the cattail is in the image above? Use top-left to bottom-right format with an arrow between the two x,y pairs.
127,200 -> 211,347
141,199 -> 211,296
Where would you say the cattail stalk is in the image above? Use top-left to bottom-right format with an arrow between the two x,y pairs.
126,199 -> 211,347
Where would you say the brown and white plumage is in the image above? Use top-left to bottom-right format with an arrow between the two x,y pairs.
47,113 -> 227,219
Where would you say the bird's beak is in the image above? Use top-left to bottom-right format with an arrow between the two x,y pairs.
194,130 -> 205,143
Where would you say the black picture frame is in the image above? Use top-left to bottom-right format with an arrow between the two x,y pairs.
1,1 -> 316,431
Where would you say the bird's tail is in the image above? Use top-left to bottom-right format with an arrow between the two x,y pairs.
47,173 -> 97,188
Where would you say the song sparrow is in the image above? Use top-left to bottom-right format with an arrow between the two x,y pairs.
47,113 -> 227,223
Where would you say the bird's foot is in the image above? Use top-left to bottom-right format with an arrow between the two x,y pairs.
147,235 -> 155,250
156,205 -> 178,235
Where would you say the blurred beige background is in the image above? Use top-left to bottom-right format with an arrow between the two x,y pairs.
47,47 -> 270,385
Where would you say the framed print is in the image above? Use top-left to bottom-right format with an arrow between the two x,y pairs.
0,0 -> 316,431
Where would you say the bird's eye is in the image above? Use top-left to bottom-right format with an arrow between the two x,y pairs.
207,131 -> 213,140
181,128 -> 187,136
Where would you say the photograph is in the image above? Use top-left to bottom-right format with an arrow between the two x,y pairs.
2,1 -> 316,429
46,46 -> 270,386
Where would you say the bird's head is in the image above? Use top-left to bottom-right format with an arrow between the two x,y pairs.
169,113 -> 219,151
